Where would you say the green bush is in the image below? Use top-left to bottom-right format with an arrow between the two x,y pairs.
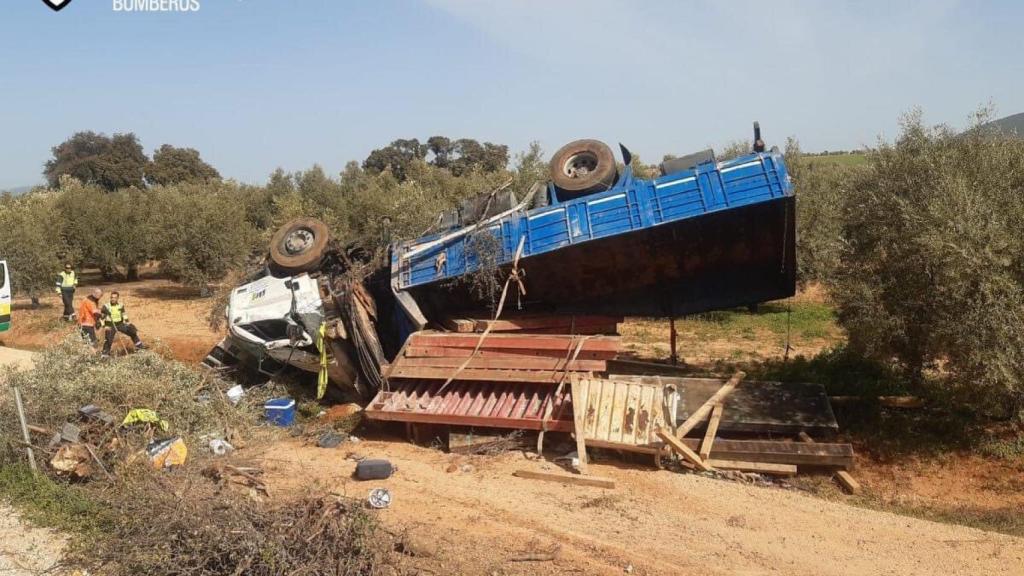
829,108 -> 1024,418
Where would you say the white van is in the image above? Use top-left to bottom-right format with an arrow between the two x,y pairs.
0,260 -> 10,332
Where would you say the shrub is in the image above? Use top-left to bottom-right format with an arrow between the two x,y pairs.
829,108 -> 1024,418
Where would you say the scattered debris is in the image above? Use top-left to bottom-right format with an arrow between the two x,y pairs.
264,397 -> 296,426
123,408 -> 169,432
79,404 -> 115,425
147,437 -> 188,469
225,384 -> 245,405
799,431 -> 861,493
317,430 -> 346,448
509,542 -> 562,563
355,459 -> 395,480
513,469 -> 615,489
208,438 -> 234,456
367,488 -> 391,509
50,444 -> 93,479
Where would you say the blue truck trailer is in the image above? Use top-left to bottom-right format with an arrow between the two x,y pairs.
390,138 -> 795,327
212,126 -> 796,400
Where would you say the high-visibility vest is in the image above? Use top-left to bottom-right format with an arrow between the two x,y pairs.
58,270 -> 77,289
104,303 -> 127,324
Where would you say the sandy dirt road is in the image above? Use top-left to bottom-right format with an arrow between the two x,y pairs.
258,437 -> 1024,576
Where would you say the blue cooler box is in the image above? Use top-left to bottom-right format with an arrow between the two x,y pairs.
265,398 -> 296,426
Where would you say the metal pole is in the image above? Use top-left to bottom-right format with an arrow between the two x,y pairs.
12,386 -> 38,473
669,317 -> 678,366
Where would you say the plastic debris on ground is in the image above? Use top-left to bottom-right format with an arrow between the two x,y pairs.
367,488 -> 391,509
147,437 -> 188,469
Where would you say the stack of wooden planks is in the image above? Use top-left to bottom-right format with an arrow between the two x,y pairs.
442,314 -> 622,335
387,331 -> 621,384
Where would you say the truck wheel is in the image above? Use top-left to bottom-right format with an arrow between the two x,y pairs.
269,218 -> 330,274
549,139 -> 618,197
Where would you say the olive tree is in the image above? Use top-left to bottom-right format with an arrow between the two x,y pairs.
830,108 -> 1024,418
0,192 -> 64,303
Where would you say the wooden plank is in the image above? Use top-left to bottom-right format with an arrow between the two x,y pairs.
699,403 -> 724,461
828,395 -> 924,409
799,431 -> 860,493
622,383 -> 642,445
609,379 -> 628,443
389,366 -> 592,384
440,317 -> 476,333
475,315 -> 622,332
510,324 -> 619,335
571,379 -> 589,474
397,355 -> 607,372
584,377 -> 602,436
513,469 -> 614,489
595,379 -> 616,441
707,459 -> 798,476
656,427 -> 713,472
675,371 -> 745,438
405,346 -> 617,361
409,332 -> 622,352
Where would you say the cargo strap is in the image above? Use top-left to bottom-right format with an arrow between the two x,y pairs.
316,322 -> 328,400
435,235 -> 527,396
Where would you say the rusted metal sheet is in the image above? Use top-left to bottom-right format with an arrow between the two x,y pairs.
364,379 -> 574,432
573,378 -> 673,449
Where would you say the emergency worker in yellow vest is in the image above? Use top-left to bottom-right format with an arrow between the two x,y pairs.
100,291 -> 146,356
55,263 -> 78,321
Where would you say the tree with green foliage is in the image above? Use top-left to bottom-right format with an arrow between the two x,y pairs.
362,138 -> 427,181
44,132 -> 148,191
146,144 -> 220,186
830,108 -> 1024,418
147,182 -> 257,293
0,192 -> 64,303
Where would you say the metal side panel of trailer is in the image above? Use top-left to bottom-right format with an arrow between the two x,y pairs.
392,151 -> 795,318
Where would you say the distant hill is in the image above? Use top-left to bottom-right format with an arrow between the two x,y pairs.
981,112 -> 1024,136
1,185 -> 36,196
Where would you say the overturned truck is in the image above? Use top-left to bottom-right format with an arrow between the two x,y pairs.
205,124 -> 796,404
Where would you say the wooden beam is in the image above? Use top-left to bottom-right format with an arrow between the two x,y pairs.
707,459 -> 797,476
656,427 -> 713,472
798,431 -> 861,494
405,345 -> 616,361
571,379 -> 589,474
397,355 -> 607,372
475,315 -> 622,332
409,332 -> 622,352
513,470 -> 614,489
440,317 -> 476,333
675,371 -> 745,438
699,403 -> 724,461
389,366 -> 593,384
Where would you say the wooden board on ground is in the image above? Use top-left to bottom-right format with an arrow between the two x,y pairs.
513,469 -> 614,489
799,431 -> 861,493
610,374 -> 839,436
707,459 -> 798,476
699,403 -> 724,461
656,427 -> 713,471
674,371 -> 744,438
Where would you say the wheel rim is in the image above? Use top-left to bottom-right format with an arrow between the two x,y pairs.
282,228 -> 316,255
562,151 -> 599,180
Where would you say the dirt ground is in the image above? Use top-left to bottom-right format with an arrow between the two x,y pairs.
3,276 -> 1024,575
258,437 -> 1024,576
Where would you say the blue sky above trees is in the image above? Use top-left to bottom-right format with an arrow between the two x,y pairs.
1,0 -> 1021,189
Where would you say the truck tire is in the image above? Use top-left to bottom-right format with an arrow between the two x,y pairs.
549,139 -> 617,197
269,217 -> 330,275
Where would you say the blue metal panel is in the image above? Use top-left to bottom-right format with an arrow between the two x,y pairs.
392,151 -> 793,290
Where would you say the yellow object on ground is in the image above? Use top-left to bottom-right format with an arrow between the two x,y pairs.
122,408 -> 169,432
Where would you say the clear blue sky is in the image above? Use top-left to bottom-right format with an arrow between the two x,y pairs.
1,0 -> 1021,190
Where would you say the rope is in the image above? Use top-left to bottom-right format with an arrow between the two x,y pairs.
536,334 -> 592,454
435,235 -> 527,395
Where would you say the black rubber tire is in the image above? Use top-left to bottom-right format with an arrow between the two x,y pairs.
549,139 -> 617,197
269,217 -> 330,275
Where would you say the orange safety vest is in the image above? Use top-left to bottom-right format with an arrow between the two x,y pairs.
78,298 -> 100,327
